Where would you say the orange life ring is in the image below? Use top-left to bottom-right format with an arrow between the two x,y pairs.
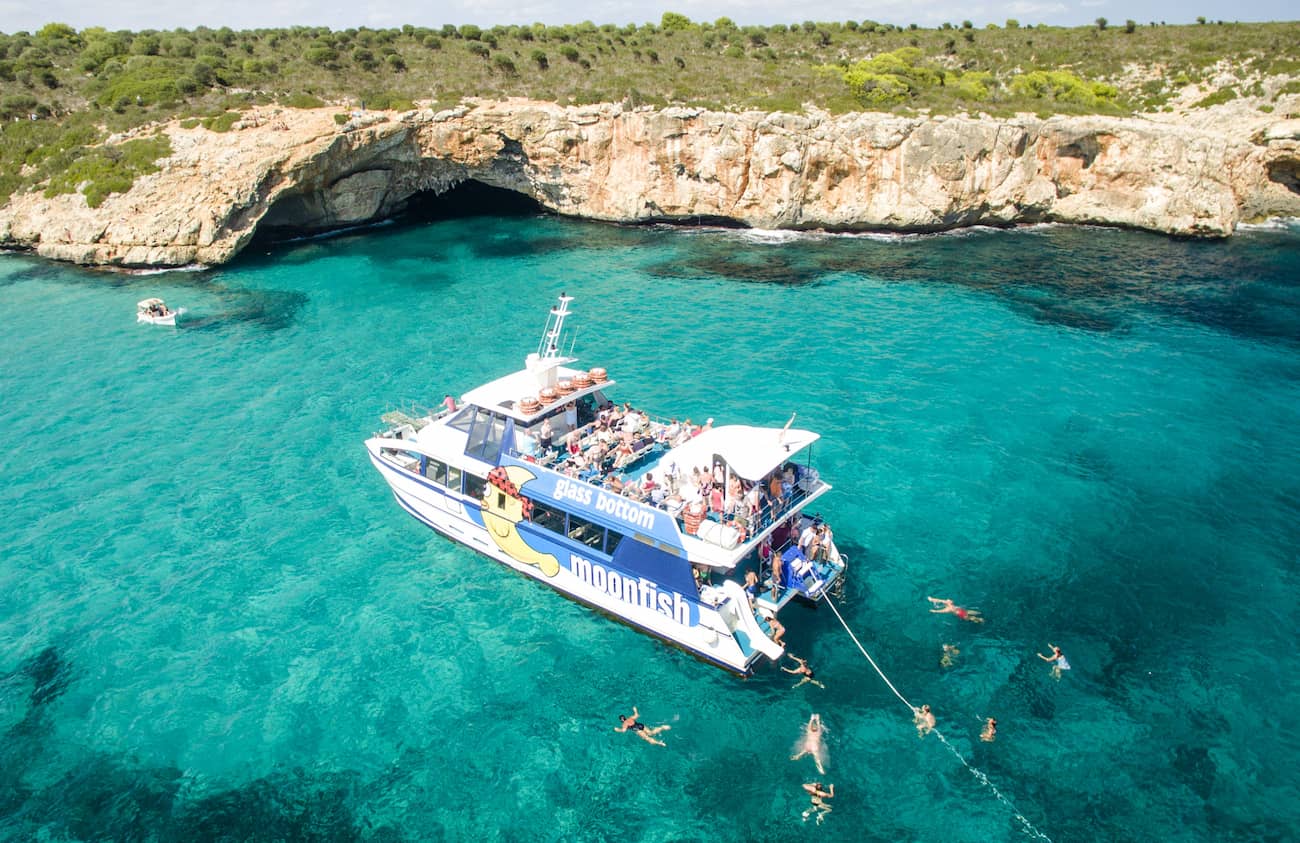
519,396 -> 542,414
556,379 -> 575,395
539,387 -> 560,404
589,367 -> 608,383
572,372 -> 594,388
683,500 -> 706,535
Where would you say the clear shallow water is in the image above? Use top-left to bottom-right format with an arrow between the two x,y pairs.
1,217 -> 1298,841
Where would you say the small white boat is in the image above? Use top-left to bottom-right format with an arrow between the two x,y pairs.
136,298 -> 184,326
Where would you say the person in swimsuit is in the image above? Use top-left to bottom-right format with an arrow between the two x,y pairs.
1037,643 -> 1070,679
801,782 -> 835,824
764,611 -> 786,647
615,706 -> 671,746
980,717 -> 998,742
790,713 -> 828,774
927,596 -> 984,623
913,704 -> 936,737
743,570 -> 759,606
940,643 -> 960,669
782,654 -> 825,689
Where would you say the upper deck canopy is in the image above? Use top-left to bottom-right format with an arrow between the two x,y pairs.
661,425 -> 820,481
459,363 -> 615,424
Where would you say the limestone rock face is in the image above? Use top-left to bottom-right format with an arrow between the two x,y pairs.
1,100 -> 1297,268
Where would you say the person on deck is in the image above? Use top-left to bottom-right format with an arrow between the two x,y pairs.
539,417 -> 554,454
769,546 -> 784,601
763,610 -> 786,646
442,394 -> 457,413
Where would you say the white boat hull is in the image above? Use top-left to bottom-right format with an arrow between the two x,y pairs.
368,449 -> 757,673
137,308 -> 184,326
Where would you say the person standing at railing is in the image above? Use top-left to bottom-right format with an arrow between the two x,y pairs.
539,417 -> 554,455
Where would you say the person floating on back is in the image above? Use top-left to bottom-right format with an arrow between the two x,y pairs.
980,717 -> 998,743
940,643 -> 960,668
1037,643 -> 1070,680
927,595 -> 984,623
790,713 -> 828,774
615,706 -> 671,747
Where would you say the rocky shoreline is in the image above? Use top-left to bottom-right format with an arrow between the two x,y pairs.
1,99 -> 1298,268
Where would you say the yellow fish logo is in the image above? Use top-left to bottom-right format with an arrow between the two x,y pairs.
481,465 -> 560,577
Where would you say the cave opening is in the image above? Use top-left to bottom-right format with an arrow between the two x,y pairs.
251,180 -> 548,246
400,180 -> 547,222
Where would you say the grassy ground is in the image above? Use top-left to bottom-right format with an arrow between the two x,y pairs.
2,17 -> 1297,207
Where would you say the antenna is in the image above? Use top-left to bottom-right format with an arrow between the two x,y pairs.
778,412 -> 797,449
536,292 -> 575,360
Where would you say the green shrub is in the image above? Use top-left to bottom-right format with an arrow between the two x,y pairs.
282,92 -> 325,108
334,112 -> 348,124
1191,87 -> 1236,108
179,117 -> 200,128
43,133 -> 171,207
1009,70 -> 1117,107
92,57 -> 187,107
201,111 -> 241,131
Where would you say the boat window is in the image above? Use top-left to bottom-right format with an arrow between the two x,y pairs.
465,410 -> 509,463
567,514 -> 604,550
529,500 -> 566,534
444,464 -> 462,492
425,459 -> 447,484
605,531 -> 625,556
445,407 -> 475,433
464,473 -> 486,502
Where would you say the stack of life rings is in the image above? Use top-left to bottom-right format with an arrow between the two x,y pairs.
556,378 -> 575,396
539,386 -> 560,405
572,371 -> 594,389
519,396 -> 542,415
589,367 -> 608,383
682,499 -> 707,535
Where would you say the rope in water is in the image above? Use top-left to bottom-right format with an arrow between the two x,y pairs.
821,593 -> 1053,842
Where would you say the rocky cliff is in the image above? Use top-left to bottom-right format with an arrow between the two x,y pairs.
2,100 -> 1298,268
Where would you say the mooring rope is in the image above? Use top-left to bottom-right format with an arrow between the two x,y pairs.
822,593 -> 1053,842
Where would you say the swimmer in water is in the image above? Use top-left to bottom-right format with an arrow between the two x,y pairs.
801,782 -> 835,824
782,654 -> 825,689
1037,643 -> 1070,680
981,717 -> 998,742
941,643 -> 960,668
790,713 -> 829,774
927,595 -> 984,623
615,706 -> 671,746
913,704 -> 936,738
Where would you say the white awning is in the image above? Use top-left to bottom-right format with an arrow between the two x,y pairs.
660,425 -> 820,481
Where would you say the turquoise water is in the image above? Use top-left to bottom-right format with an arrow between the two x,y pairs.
2,215 -> 1298,841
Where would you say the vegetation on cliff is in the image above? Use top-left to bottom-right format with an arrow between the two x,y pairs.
0,16 -> 1297,207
